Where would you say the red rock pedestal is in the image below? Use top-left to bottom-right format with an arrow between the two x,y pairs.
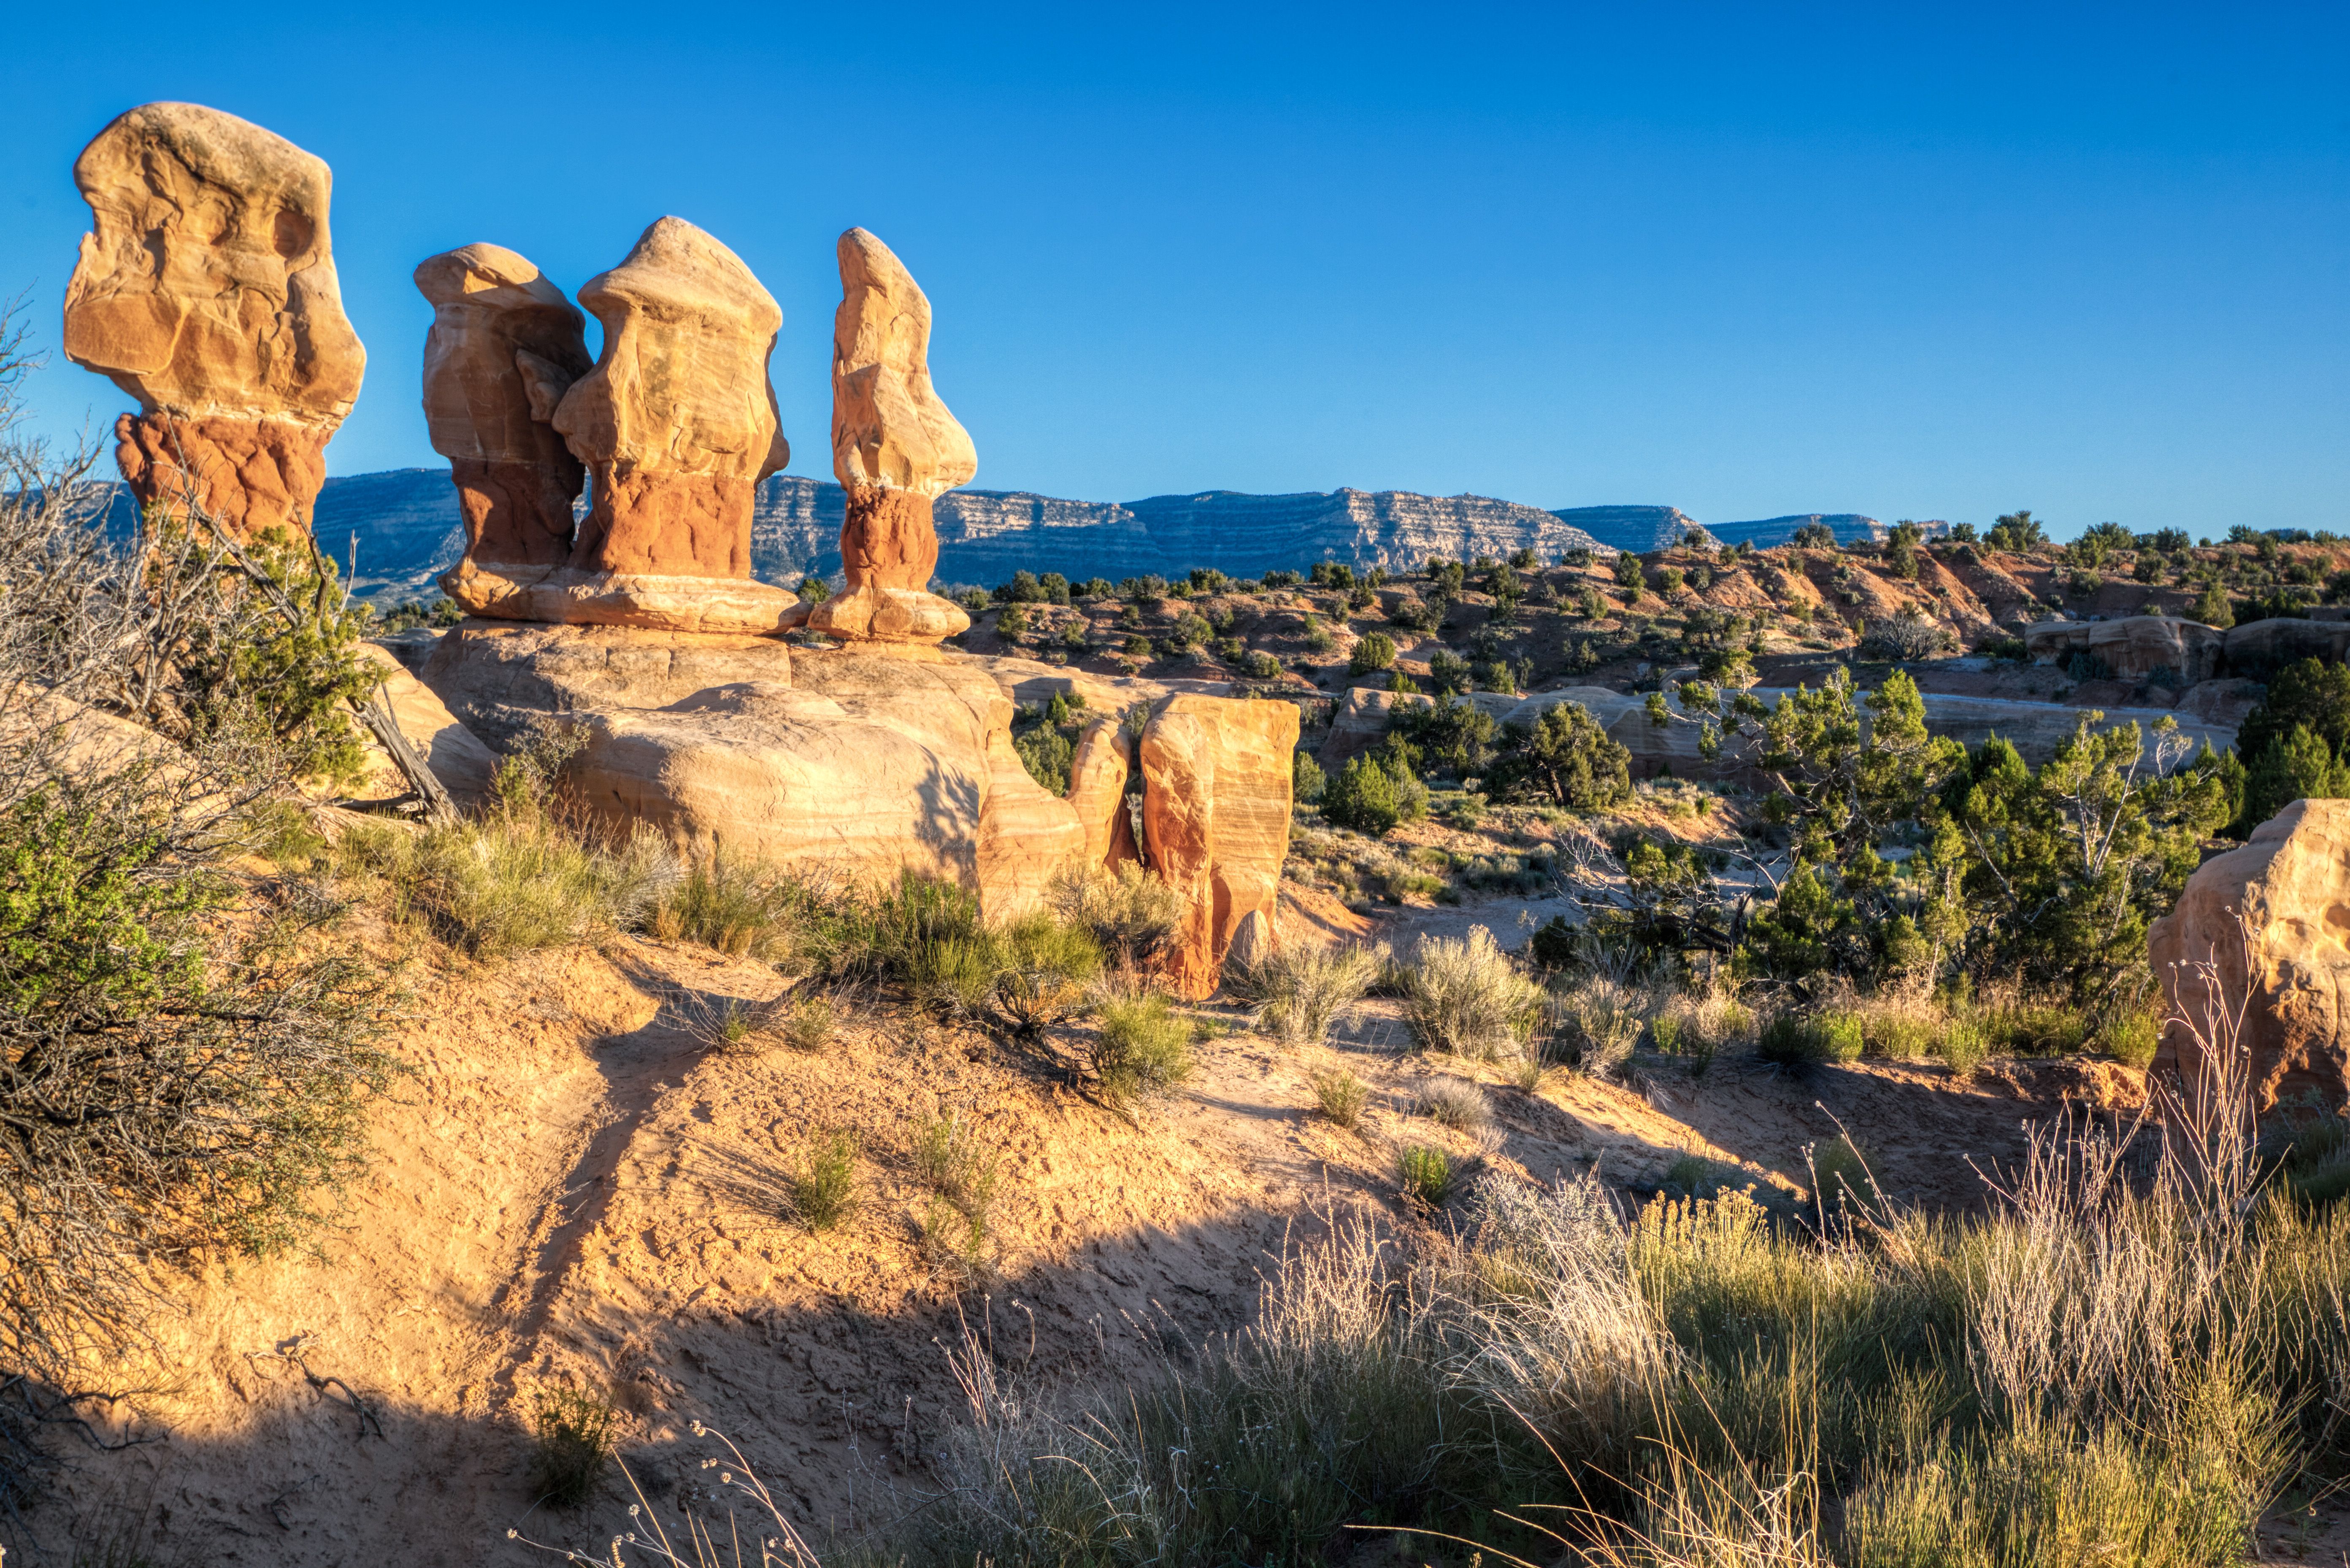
450,457 -> 579,566
115,412 -> 329,537
841,484 -> 942,589
569,466 -> 759,578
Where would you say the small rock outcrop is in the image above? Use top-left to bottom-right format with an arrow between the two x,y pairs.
63,103 -> 365,537
1140,696 -> 1301,999
806,229 -> 974,653
444,218 -> 799,635
2024,616 -> 2223,683
2150,798 -> 2350,1115
415,244 -> 592,570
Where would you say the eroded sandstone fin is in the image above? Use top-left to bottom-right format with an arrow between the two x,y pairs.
63,102 -> 365,537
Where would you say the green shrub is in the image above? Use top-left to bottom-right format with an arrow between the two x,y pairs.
1089,992 -> 1196,1104
1292,750 -> 1326,805
2096,1002 -> 2161,1068
912,1112 -> 1001,1219
1243,942 -> 1382,1048
1756,1010 -> 1862,1066
1349,632 -> 1398,675
1554,977 -> 1644,1079
1014,723 -> 1075,794
1310,1068 -> 1368,1128
789,1130 -> 858,1230
1484,701 -> 1633,810
651,853 -> 804,960
990,912 -> 1103,1032
1322,755 -> 1404,836
1047,863 -> 1184,966
1396,1144 -> 1455,1207
1403,928 -> 1545,1060
1939,1019 -> 1988,1079
783,991 -> 834,1052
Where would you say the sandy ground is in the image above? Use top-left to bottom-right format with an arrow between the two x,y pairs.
19,885 -> 2145,1566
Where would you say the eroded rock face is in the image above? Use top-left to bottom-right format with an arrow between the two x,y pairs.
809,229 -> 975,649
419,622 -> 794,750
432,219 -> 801,635
1067,718 -> 1136,869
415,244 -> 591,568
2150,798 -> 2350,1115
557,216 -> 790,576
64,103 -> 364,536
1140,695 -> 1301,999
2024,617 -> 2223,682
566,654 -> 1081,917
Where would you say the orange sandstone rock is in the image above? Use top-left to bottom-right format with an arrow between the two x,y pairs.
415,243 -> 591,567
810,229 -> 976,648
63,102 -> 364,536
1139,695 -> 1301,999
1068,718 -> 1137,870
2150,797 -> 2350,1115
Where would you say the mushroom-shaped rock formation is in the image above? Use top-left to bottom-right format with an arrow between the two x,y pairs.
446,218 -> 799,635
63,102 -> 365,537
416,244 -> 592,572
807,228 -> 975,653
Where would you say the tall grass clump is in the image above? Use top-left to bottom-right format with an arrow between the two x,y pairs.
788,1131 -> 859,1231
1553,975 -> 1646,1080
1048,862 -> 1185,967
1401,927 -> 1544,1060
649,851 -> 811,961
1087,991 -> 1195,1105
1240,942 -> 1382,1048
527,1385 -> 617,1510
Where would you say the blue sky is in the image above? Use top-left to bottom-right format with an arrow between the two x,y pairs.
2,3 -> 2342,537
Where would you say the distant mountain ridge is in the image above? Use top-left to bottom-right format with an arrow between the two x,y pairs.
122,468 -> 1893,602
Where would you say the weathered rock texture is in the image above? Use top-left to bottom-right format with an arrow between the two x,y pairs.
809,229 -> 974,649
2026,615 -> 2350,683
2150,798 -> 2350,1115
1065,718 -> 1135,869
438,220 -> 798,634
415,244 -> 590,569
418,623 -> 794,751
63,103 -> 364,536
567,655 -> 1082,918
1140,696 -> 1301,999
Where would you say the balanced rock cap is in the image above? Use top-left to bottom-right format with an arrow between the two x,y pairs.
831,227 -> 976,497
63,101 -> 364,424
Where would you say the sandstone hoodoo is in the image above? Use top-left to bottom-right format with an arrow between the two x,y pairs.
63,102 -> 365,537
1139,695 -> 1301,998
414,243 -> 592,572
807,227 -> 976,652
443,217 -> 800,634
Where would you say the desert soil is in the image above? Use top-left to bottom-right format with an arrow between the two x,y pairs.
23,888 -> 2145,1566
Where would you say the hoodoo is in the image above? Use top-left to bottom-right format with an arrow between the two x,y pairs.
806,227 -> 976,652
63,102 -> 365,537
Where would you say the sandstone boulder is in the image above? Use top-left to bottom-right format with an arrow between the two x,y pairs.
2023,617 -> 2222,682
1140,695 -> 1301,998
569,655 -> 1082,917
415,244 -> 591,569
63,103 -> 365,537
2222,618 -> 2350,672
439,219 -> 799,634
354,644 -> 499,809
419,621 -> 794,750
808,228 -> 976,650
2150,798 -> 2350,1115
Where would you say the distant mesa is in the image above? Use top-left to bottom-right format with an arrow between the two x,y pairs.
62,101 -> 365,537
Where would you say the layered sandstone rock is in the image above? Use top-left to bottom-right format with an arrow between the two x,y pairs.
63,103 -> 364,536
449,219 -> 798,634
2150,798 -> 2350,1115
567,654 -> 1082,917
2023,616 -> 2223,682
1140,695 -> 1301,999
417,622 -> 794,750
1067,718 -> 1137,869
808,229 -> 974,650
415,244 -> 591,570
